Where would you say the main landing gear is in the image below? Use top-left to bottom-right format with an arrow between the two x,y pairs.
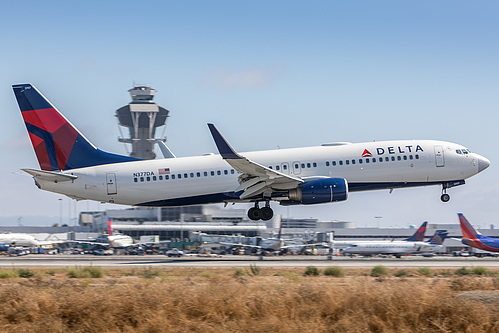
248,202 -> 274,221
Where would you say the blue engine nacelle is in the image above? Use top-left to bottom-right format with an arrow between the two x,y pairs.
288,178 -> 348,205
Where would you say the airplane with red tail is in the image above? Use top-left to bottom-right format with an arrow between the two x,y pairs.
13,83 -> 490,221
458,213 -> 499,252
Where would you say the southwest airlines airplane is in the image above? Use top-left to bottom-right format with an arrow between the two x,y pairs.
458,213 -> 499,252
13,84 -> 490,221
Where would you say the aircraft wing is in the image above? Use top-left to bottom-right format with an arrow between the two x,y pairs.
208,124 -> 303,200
280,242 -> 327,249
219,242 -> 261,249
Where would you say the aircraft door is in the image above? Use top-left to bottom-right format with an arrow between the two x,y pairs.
280,162 -> 290,174
434,146 -> 445,167
106,173 -> 117,195
292,161 -> 302,175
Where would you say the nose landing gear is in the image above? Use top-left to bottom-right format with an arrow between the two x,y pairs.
247,201 -> 274,221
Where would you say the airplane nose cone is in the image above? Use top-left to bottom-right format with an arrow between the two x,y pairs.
477,155 -> 490,173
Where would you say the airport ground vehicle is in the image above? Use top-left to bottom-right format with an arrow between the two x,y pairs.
166,248 -> 184,257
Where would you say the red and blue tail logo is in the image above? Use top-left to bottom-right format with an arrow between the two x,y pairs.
13,84 -> 139,171
405,221 -> 427,241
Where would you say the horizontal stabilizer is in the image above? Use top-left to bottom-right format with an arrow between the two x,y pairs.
22,168 -> 78,182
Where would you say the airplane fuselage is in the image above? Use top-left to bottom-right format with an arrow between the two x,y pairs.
36,140 -> 483,206
342,241 -> 442,256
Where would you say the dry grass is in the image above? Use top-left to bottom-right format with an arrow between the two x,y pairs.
0,268 -> 497,332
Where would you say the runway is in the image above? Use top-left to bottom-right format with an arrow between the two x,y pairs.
1,255 -> 498,269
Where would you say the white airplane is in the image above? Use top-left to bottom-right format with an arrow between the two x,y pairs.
13,84 -> 490,221
331,221 -> 428,248
342,230 -> 448,258
0,233 -> 53,247
73,221 -> 133,248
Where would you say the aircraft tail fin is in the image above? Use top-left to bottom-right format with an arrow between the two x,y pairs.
12,83 -> 139,171
428,230 -> 449,245
405,221 -> 427,241
107,220 -> 113,236
458,213 -> 481,239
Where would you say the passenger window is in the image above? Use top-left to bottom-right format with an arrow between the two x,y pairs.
269,166 -> 272,169
359,159 -> 363,164
339,161 -> 343,165
313,162 -> 317,167
231,169 -> 235,174
224,170 -> 228,175
197,172 -> 201,177
326,161 -> 330,166
134,178 -> 138,182
307,163 -> 311,168
346,160 -> 350,165
372,158 -> 376,163
403,155 -> 407,160
415,155 -> 419,159
178,174 -> 181,179
379,158 -> 383,162
391,156 -> 395,161
409,155 -> 413,160
159,175 -> 163,180
217,171 -> 221,175
276,165 -> 280,170
146,177 -> 151,181
172,175 -> 175,179
204,171 -> 208,176
366,159 -> 369,163
140,177 -> 144,182
283,165 -> 287,170
332,161 -> 336,166
397,156 -> 401,161
190,173 -> 194,178
152,176 -> 157,181
385,157 -> 389,162
352,159 -> 356,165
165,175 -> 169,180
211,171 -> 215,176
301,163 -> 305,168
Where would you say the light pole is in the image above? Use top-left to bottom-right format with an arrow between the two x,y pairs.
58,198 -> 63,226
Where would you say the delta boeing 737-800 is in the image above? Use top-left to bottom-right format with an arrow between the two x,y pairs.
13,84 -> 490,221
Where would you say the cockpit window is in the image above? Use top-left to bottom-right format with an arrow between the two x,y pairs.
456,150 -> 462,154
462,149 -> 469,154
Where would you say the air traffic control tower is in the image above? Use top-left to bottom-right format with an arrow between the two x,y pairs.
116,85 -> 169,159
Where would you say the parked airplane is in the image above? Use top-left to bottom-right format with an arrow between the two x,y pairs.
458,213 -> 499,252
0,233 -> 61,247
342,230 -> 448,258
331,221 -> 428,248
13,84 -> 490,221
73,221 -> 133,248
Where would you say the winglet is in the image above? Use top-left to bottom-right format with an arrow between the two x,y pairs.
207,123 -> 242,160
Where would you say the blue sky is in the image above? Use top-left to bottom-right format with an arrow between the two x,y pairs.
0,1 -> 498,227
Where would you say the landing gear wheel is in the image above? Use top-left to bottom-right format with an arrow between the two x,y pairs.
440,193 -> 450,202
260,207 -> 274,221
248,207 -> 261,221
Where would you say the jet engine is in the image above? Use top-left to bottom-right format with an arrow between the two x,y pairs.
288,178 -> 348,204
